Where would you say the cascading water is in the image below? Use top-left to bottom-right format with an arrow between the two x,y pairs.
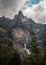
24,43 -> 30,54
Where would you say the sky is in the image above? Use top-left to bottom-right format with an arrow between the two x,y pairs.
0,0 -> 46,24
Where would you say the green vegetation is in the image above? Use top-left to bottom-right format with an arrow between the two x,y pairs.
0,28 -> 46,65
23,31 -> 46,65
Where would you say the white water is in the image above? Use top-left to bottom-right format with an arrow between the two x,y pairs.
24,43 -> 30,54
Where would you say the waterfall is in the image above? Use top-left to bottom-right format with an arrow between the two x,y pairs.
24,43 -> 30,54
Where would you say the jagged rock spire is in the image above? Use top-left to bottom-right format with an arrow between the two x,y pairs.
18,10 -> 24,17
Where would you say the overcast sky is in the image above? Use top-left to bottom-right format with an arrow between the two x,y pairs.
0,0 -> 46,24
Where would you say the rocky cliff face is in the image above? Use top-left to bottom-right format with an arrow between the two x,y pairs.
0,11 -> 46,53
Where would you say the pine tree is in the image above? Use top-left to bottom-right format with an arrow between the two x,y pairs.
31,31 -> 39,55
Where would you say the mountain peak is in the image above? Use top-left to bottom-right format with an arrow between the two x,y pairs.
18,10 -> 24,17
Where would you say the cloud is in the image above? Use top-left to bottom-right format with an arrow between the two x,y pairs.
0,0 -> 25,18
22,0 -> 46,24
0,0 -> 46,24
